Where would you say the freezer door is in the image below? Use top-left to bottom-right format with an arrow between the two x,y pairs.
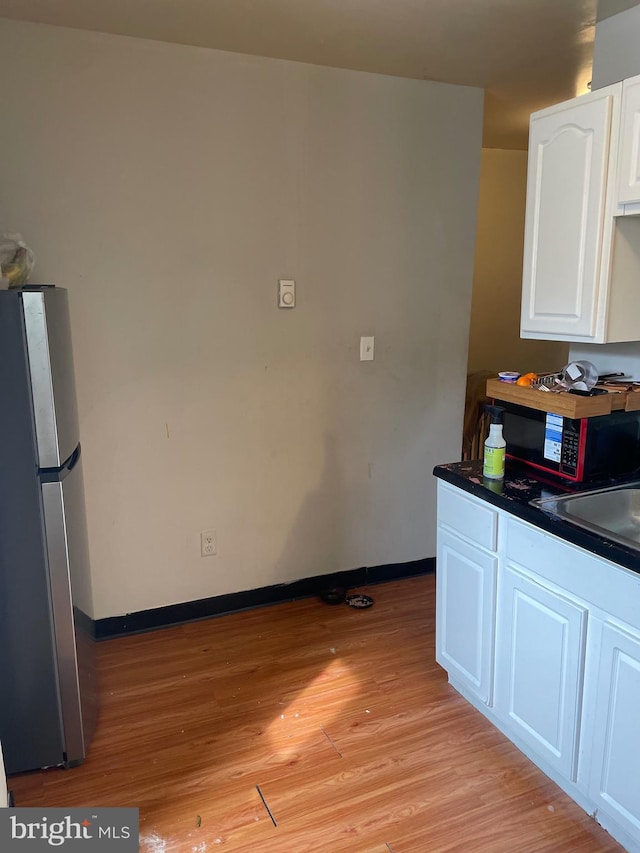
22,288 -> 81,469
41,451 -> 97,765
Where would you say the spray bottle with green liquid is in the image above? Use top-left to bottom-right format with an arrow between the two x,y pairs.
483,405 -> 506,480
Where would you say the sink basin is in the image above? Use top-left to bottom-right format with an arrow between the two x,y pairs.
531,481 -> 640,551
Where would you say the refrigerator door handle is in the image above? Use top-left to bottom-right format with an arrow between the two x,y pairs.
66,443 -> 81,473
39,443 -> 81,479
41,479 -> 85,764
40,452 -> 96,767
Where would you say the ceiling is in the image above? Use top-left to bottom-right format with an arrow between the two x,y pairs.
0,0 -> 620,149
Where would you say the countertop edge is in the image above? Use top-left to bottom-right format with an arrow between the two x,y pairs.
433,462 -> 640,575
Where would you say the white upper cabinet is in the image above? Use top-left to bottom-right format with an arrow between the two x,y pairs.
520,76 -> 640,344
520,84 -> 621,343
618,75 -> 640,209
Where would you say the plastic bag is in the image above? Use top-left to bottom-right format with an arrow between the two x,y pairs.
0,232 -> 35,287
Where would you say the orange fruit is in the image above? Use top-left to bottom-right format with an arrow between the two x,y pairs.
515,372 -> 538,387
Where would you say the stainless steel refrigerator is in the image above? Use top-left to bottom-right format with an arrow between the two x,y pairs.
0,285 -> 98,774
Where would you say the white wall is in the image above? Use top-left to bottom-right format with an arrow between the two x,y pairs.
0,20 -> 483,620
569,342 -> 640,378
467,149 -> 568,375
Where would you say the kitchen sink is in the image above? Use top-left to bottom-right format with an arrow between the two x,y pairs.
530,481 -> 640,551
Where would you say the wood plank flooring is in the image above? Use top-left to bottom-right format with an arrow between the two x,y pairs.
8,575 -> 622,852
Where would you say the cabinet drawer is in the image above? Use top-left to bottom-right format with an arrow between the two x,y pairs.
437,481 -> 498,551
505,516 -> 640,630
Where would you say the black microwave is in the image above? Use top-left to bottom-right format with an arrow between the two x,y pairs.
501,401 -> 640,483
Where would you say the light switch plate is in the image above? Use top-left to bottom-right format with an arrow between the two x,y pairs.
278,279 -> 295,308
360,336 -> 374,361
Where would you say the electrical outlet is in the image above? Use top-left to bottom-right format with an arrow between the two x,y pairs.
200,530 -> 217,557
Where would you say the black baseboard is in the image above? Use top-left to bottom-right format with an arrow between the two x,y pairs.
94,557 -> 434,640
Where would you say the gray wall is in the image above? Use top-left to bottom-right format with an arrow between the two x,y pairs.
592,2 -> 640,88
0,20 -> 483,619
597,0 -> 640,21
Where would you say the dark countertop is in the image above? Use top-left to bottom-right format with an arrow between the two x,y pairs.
433,460 -> 640,574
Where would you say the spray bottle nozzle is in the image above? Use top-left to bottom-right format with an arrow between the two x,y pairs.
484,404 -> 505,425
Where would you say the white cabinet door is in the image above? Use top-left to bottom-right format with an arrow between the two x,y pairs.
494,564 -> 587,780
436,528 -> 497,704
588,621 -> 640,839
618,75 -> 640,206
520,84 -> 621,342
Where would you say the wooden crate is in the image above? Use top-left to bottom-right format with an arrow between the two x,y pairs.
485,377 -> 638,418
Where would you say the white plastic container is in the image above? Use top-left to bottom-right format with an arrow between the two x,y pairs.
560,360 -> 598,392
483,405 -> 506,480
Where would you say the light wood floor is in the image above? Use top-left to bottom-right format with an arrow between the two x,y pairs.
9,575 -> 622,852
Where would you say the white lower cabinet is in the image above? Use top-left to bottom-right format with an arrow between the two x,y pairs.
586,620 -> 640,841
435,481 -> 497,705
435,481 -> 640,853
436,528 -> 496,704
494,564 -> 587,780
